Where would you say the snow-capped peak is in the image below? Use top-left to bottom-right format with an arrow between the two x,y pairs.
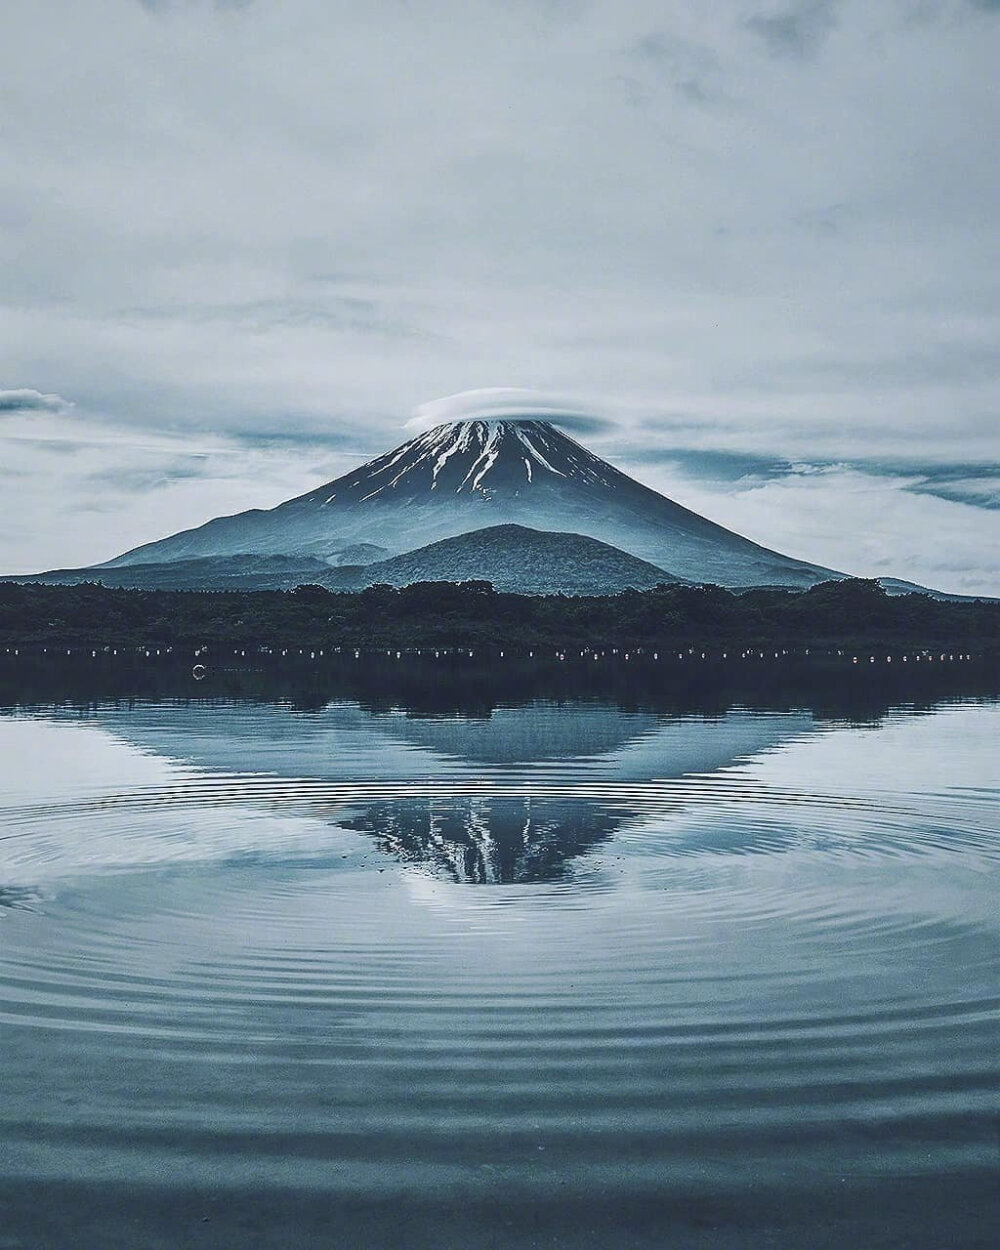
319,419 -> 622,504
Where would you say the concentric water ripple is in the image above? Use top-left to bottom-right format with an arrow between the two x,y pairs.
1,695 -> 998,1247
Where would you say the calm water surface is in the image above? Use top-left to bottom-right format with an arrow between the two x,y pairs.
1,663 -> 998,1248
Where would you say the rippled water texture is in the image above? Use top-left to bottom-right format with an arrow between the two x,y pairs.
1,669 -> 998,1248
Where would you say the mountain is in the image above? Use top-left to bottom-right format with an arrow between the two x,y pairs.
327,525 -> 679,594
96,419 -> 843,589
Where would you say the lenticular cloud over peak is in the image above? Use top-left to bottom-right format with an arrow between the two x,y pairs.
406,389 -> 614,437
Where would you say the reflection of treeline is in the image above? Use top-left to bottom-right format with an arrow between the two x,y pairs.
2,653 -> 996,725
1,577 -> 997,651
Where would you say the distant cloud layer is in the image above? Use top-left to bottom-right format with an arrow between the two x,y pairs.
0,389 -> 72,415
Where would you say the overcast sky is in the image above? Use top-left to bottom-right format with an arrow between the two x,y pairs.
2,0 -> 998,593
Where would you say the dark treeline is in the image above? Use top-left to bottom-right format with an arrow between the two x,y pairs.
1,576 -> 997,653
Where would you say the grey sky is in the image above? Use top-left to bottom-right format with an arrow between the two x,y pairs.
2,0 -> 998,592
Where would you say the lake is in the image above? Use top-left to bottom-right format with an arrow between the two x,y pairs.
1,657 -> 998,1248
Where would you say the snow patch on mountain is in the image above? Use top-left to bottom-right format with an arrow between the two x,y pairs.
324,419 -> 621,503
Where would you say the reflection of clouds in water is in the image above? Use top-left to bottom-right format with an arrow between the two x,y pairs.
0,786 -> 366,889
398,867 -> 593,920
0,717 -> 181,807
743,702 -> 1000,796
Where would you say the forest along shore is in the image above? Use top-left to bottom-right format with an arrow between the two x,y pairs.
0,577 -> 997,655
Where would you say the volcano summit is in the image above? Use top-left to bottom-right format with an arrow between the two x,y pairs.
71,418 -> 842,592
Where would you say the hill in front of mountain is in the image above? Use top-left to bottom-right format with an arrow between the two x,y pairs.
326,525 -> 680,595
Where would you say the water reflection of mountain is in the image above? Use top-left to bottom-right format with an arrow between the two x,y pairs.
77,698 -> 814,781
6,661 -> 996,884
340,795 -> 620,884
374,703 -> 663,764
25,697 -> 811,884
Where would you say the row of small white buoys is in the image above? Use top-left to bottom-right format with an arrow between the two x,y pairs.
1,644 -> 981,664
851,653 -> 973,664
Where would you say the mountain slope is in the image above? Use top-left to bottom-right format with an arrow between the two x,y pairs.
100,419 -> 844,588
18,554 -> 337,592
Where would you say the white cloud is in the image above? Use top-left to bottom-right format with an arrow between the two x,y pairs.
405,389 -> 614,435
0,412 -> 358,573
623,459 -> 1000,596
0,388 -> 72,415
